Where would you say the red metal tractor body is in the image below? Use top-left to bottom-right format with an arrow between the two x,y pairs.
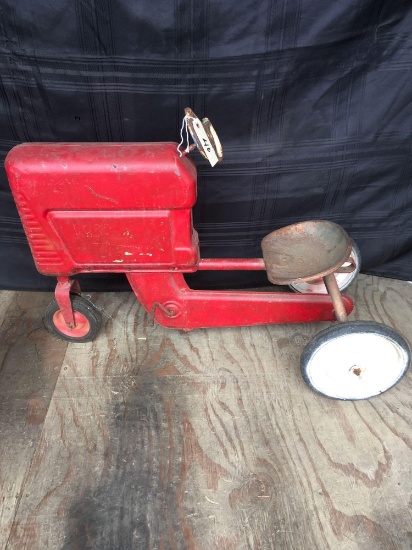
6,142 -> 199,276
5,141 -> 353,332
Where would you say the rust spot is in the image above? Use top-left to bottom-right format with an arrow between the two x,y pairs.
84,185 -> 118,204
261,220 -> 351,285
352,367 -> 362,377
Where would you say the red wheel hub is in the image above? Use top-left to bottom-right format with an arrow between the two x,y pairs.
53,310 -> 90,338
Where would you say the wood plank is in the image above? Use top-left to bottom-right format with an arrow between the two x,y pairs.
5,276 -> 412,549
0,291 -> 69,548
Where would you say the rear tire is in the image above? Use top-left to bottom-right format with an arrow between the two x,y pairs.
301,321 -> 410,400
289,240 -> 361,294
44,295 -> 102,343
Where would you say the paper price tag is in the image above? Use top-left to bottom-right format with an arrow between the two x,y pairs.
183,108 -> 223,167
191,118 -> 220,167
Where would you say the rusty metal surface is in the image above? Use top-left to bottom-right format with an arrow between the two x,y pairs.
261,220 -> 352,285
335,263 -> 356,274
323,273 -> 348,322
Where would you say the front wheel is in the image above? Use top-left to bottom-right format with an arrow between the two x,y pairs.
301,321 -> 410,400
44,295 -> 102,342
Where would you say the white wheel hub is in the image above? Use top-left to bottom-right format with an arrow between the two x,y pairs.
304,331 -> 409,400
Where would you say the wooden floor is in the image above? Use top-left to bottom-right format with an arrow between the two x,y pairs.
0,274 -> 411,550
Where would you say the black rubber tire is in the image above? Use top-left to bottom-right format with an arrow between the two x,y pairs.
301,320 -> 410,400
289,239 -> 362,293
44,294 -> 102,343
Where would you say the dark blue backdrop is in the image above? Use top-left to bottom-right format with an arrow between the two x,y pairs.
1,0 -> 412,290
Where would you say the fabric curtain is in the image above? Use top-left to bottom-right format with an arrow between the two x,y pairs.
0,0 -> 411,290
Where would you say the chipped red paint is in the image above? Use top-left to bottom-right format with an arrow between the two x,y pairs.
5,141 -> 353,331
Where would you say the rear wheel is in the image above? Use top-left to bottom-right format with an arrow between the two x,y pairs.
44,295 -> 102,342
289,240 -> 361,294
301,321 -> 410,400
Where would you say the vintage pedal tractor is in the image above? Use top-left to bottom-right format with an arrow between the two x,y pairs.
5,108 -> 410,400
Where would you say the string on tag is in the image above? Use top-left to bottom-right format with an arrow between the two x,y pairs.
177,114 -> 190,157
